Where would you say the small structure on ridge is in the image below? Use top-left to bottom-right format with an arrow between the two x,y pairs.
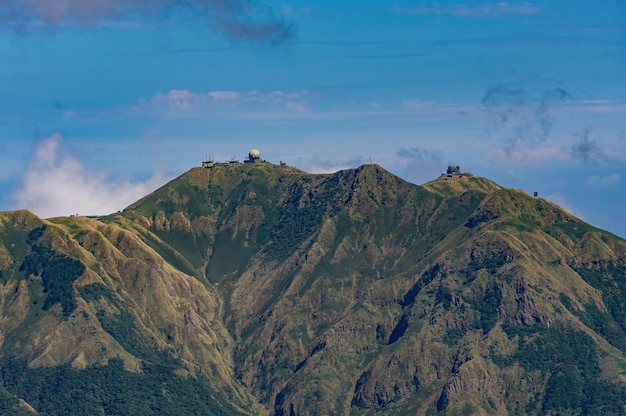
244,149 -> 262,163
202,156 -> 215,168
444,164 -> 468,179
447,165 -> 460,176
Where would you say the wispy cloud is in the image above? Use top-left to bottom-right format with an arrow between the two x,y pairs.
392,2 -> 540,17
586,173 -> 620,188
434,33 -> 626,47
395,146 -> 447,184
11,132 -> 169,217
485,138 -> 624,166
481,81 -> 570,152
0,0 -> 294,44
304,157 -> 370,174
402,100 -> 437,110
569,130 -> 617,165
58,87 -> 624,126
484,147 -> 565,165
344,53 -> 426,60
581,99 -> 614,105
132,90 -> 478,122
564,100 -> 626,115
136,89 -> 313,116
294,40 -> 390,47
397,146 -> 444,165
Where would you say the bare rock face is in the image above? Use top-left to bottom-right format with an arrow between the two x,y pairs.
1,164 -> 626,415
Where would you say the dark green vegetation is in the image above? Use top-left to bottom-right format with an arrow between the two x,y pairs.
19,226 -> 85,317
1,163 -> 626,415
496,324 -> 626,414
0,357 -> 236,416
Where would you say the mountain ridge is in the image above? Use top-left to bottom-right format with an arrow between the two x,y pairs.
1,163 -> 625,415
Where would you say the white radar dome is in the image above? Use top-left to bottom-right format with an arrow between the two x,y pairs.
249,149 -> 261,159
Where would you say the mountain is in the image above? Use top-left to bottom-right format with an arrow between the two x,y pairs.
1,162 -> 626,415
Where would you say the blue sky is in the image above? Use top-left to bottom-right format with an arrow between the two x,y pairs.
1,0 -> 625,238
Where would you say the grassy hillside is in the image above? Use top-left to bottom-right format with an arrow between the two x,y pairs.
0,210 -> 260,414
1,163 -> 625,414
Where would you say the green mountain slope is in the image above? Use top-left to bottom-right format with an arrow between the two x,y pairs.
1,163 -> 625,415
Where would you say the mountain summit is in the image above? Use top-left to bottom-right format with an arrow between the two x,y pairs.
1,163 -> 625,415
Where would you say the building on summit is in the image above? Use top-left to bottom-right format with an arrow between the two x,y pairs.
203,149 -> 269,168
244,149 -> 262,163
202,158 -> 214,168
447,164 -> 460,176
445,164 -> 467,179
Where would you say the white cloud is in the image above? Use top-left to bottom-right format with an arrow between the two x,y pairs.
11,132 -> 169,218
155,89 -> 206,110
307,162 -> 356,174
